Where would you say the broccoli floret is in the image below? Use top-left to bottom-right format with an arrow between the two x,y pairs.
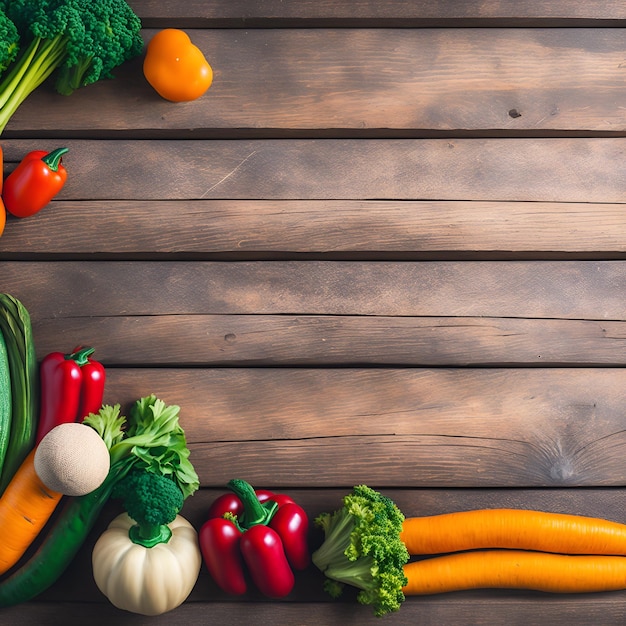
0,0 -> 143,133
112,468 -> 184,548
53,3 -> 143,96
0,6 -> 19,75
311,485 -> 410,617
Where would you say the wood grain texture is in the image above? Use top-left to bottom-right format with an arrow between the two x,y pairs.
3,138 -> 625,203
85,367 -> 626,488
129,0 -> 626,25
27,314 -> 626,367
5,29 -> 626,135
3,261 -> 624,320
9,596 -> 626,626
2,200 -> 626,258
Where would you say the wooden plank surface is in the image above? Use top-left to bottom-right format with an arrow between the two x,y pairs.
2,200 -> 626,258
4,29 -> 626,135
4,139 -> 626,203
3,139 -> 625,203
7,596 -> 626,626
26,315 -> 626,367
130,0 -> 626,26
4,261 -> 624,320
93,367 -> 626,488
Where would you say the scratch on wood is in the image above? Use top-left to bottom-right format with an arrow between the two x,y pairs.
201,151 -> 258,197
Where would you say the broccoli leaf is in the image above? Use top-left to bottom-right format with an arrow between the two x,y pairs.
85,396 -> 200,501
83,404 -> 126,450
109,395 -> 199,500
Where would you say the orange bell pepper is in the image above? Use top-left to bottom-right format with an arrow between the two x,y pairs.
143,29 -> 213,102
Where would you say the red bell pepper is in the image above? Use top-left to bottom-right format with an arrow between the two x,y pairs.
73,346 -> 106,420
35,346 -> 106,444
0,145 -> 5,238
200,478 -> 310,598
3,147 -> 69,218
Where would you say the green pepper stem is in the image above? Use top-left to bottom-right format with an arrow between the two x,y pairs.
129,523 -> 172,549
227,478 -> 278,528
65,346 -> 95,366
41,147 -> 69,172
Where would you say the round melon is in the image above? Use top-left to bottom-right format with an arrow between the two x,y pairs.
34,422 -> 110,496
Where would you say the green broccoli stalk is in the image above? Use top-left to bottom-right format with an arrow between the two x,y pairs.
311,485 -> 410,617
112,468 -> 185,548
0,0 -> 143,134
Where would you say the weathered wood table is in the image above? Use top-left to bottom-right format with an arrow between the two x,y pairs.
1,1 -> 626,624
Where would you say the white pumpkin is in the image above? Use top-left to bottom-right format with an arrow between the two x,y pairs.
92,512 -> 201,616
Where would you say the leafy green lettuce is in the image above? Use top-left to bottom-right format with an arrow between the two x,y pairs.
84,395 -> 199,500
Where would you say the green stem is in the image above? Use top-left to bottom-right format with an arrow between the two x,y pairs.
66,345 -> 93,366
55,55 -> 94,96
0,38 -> 41,109
129,522 -> 172,548
42,147 -> 69,171
227,478 -> 278,529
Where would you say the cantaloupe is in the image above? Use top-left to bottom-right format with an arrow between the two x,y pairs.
34,422 -> 110,496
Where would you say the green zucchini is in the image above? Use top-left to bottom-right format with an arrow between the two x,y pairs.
0,294 -> 38,495
0,328 -> 12,477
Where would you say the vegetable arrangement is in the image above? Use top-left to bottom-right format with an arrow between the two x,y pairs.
88,399 -> 200,615
312,486 -> 626,616
400,508 -> 626,596
0,3 -> 216,232
0,293 -> 203,615
0,397 -> 199,609
0,0 -> 143,228
0,0 -> 214,128
3,290 -> 626,619
200,479 -> 310,598
0,293 -> 114,595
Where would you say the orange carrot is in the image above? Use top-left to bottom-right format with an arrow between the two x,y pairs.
0,448 -> 62,575
400,508 -> 626,556
403,550 -> 626,595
